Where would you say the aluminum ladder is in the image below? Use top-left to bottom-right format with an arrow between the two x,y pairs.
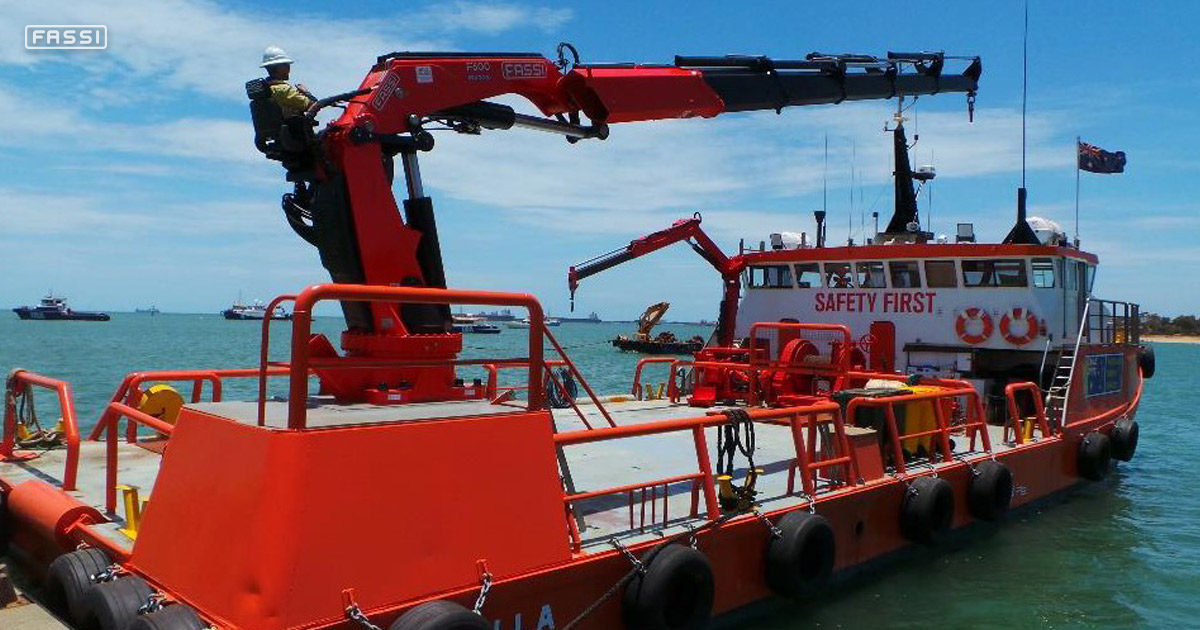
1044,298 -> 1091,429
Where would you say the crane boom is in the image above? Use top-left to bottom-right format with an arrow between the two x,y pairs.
262,46 -> 981,402
568,215 -> 744,345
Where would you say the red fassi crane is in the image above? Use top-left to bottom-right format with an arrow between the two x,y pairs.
568,215 -> 745,346
266,47 -> 981,403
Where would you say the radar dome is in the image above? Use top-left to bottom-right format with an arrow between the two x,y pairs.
1028,216 -> 1067,246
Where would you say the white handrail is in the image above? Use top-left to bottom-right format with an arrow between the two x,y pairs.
1058,297 -> 1092,428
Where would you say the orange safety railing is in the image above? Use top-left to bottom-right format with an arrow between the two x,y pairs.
1004,382 -> 1051,444
844,386 -> 990,475
283,285 -> 547,429
101,402 -> 177,514
553,403 -> 857,551
631,357 -> 680,400
87,368 -> 292,443
2,371 -> 82,491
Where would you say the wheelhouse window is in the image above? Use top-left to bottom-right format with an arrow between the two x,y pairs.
856,261 -> 887,288
748,265 -> 793,289
889,261 -> 921,288
1032,258 -> 1056,288
794,263 -> 821,288
962,259 -> 1028,287
924,260 -> 958,288
823,262 -> 854,289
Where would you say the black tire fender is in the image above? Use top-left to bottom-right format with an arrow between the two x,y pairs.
388,600 -> 489,630
968,460 -> 1013,522
77,575 -> 154,630
128,605 -> 208,630
1110,418 -> 1140,462
1078,431 -> 1113,481
764,511 -> 835,600
1138,345 -> 1155,379
900,476 -> 954,544
44,548 -> 112,627
622,543 -> 715,630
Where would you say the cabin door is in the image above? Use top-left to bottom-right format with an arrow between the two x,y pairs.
869,321 -> 896,372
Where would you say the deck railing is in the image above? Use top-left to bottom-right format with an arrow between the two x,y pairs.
553,402 -> 852,551
1004,382 -> 1051,444
1084,298 -> 1140,345
277,284 -> 553,429
1,371 -> 81,491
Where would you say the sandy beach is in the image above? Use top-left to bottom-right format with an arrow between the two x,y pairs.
1144,335 -> 1200,344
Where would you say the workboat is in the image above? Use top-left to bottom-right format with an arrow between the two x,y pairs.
11,295 -> 110,321
0,49 -> 1149,630
222,299 -> 291,320
613,302 -> 706,354
134,306 -> 161,316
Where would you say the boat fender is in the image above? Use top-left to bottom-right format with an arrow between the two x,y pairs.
999,307 -> 1039,346
1077,431 -> 1112,481
128,604 -> 208,630
1138,345 -> 1156,379
44,547 -> 112,627
77,574 -> 154,630
955,308 -> 993,345
1110,418 -> 1140,462
388,600 -> 489,630
622,543 -> 714,630
967,460 -> 1013,521
764,511 -> 836,600
900,476 -> 954,544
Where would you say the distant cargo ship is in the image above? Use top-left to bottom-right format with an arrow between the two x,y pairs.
12,295 -> 109,321
558,311 -> 602,323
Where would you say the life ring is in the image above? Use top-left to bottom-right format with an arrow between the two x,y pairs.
388,600 -> 489,630
968,460 -> 1013,521
900,476 -> 954,544
622,543 -> 714,630
764,511 -> 836,600
955,308 -> 994,345
1110,418 -> 1140,462
44,547 -> 112,627
1077,431 -> 1112,481
79,574 -> 154,630
999,307 -> 1040,346
129,604 -> 208,630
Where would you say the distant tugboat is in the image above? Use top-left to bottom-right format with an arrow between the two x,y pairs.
612,302 -> 704,354
222,300 -> 290,320
12,295 -> 109,321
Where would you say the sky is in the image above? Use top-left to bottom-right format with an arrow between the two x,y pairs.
0,1 -> 1196,321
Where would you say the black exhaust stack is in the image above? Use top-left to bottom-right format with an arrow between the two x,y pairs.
1002,187 -> 1040,245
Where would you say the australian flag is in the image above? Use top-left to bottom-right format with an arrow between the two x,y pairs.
1078,141 -> 1126,174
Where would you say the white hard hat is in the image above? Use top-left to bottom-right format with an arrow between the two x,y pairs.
260,46 -> 294,68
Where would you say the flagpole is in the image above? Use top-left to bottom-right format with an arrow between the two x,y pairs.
1080,136 -> 1089,247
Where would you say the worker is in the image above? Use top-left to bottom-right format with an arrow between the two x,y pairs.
259,46 -> 316,117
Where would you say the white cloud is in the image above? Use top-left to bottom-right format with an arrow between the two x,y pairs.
0,0 -> 571,102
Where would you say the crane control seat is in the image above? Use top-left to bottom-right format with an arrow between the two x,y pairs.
245,77 -> 317,178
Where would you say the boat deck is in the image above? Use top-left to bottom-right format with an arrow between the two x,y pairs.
0,396 -> 1023,554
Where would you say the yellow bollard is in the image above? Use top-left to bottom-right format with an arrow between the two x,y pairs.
116,484 -> 142,540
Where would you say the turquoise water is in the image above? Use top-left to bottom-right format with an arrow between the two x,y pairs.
1,314 -> 1196,629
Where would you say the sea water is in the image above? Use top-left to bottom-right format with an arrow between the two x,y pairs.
1,314 -> 1196,629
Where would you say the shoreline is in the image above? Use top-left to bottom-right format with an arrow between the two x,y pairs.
1143,334 -> 1200,345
